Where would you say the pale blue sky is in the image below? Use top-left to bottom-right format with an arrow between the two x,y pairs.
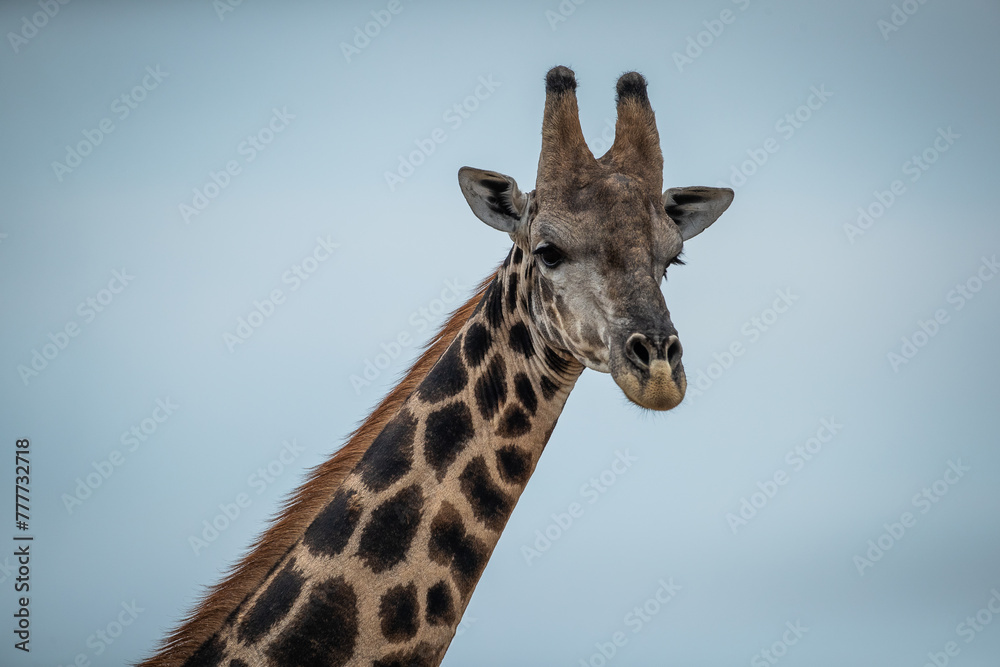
1,1 -> 999,666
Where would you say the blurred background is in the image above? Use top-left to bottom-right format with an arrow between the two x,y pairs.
1,1 -> 998,665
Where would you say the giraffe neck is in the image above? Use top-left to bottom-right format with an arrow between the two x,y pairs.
187,245 -> 584,667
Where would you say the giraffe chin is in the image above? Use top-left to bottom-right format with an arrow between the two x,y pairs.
614,359 -> 687,411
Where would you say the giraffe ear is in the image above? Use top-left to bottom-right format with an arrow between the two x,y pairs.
662,186 -> 734,241
458,167 -> 530,236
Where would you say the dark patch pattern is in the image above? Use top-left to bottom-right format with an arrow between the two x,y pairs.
419,342 -> 469,403
182,634 -> 226,667
474,355 -> 507,421
508,322 -> 535,358
512,246 -> 523,265
539,276 -> 554,302
484,280 -> 505,329
356,485 -> 424,573
496,444 -> 532,486
379,583 -> 420,642
303,488 -> 362,558
425,580 -> 456,626
258,542 -> 297,588
428,502 -> 489,597
459,456 -> 513,531
357,408 -> 418,492
424,403 -> 475,480
372,642 -> 438,667
237,559 -> 303,644
498,405 -> 532,438
223,541 -> 298,628
513,373 -> 538,414
462,322 -> 492,369
506,272 -> 519,313
540,375 -> 559,400
227,661 -> 249,667
266,576 -> 358,667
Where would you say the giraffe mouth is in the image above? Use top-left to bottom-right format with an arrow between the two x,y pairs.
612,359 -> 687,411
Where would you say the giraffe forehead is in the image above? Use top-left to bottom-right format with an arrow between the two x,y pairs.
538,170 -> 660,221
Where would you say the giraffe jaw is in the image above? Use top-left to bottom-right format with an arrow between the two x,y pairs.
613,359 -> 687,411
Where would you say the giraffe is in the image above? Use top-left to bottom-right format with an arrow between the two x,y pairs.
141,66 -> 733,667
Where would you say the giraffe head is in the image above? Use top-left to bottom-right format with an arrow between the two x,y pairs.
459,66 -> 732,411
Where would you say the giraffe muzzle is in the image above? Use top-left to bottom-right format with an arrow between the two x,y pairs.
612,331 -> 687,411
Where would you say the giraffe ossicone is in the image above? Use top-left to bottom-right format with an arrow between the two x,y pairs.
142,65 -> 734,667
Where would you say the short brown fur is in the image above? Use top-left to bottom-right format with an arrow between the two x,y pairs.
139,273 -> 496,667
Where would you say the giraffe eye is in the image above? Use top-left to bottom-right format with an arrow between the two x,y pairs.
662,254 -> 685,281
533,243 -> 565,268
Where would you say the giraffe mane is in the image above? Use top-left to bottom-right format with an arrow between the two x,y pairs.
140,271 -> 497,667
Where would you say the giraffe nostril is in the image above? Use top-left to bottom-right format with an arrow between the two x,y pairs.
626,333 -> 652,371
632,339 -> 650,366
666,335 -> 683,368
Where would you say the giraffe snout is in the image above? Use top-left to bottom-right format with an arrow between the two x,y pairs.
624,333 -> 683,372
614,330 -> 686,411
